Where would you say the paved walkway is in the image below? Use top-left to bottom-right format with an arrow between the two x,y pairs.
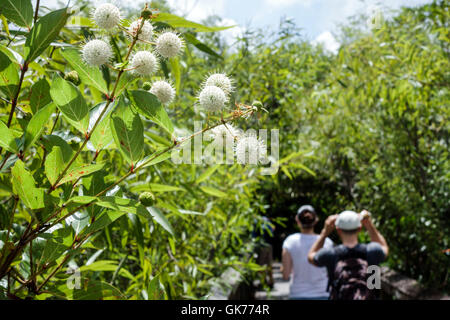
255,262 -> 290,300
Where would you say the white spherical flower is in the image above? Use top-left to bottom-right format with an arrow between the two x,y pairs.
150,80 -> 175,105
198,86 -> 227,112
82,39 -> 113,66
235,135 -> 267,164
129,20 -> 153,42
130,51 -> 158,76
211,124 -> 239,145
205,73 -> 234,95
155,31 -> 183,58
93,3 -> 121,29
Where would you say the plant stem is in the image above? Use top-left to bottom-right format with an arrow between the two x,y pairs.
0,153 -> 12,171
34,0 -> 40,23
49,110 -> 60,135
6,62 -> 28,128
46,19 -> 145,193
0,197 -> 18,266
43,108 -> 255,231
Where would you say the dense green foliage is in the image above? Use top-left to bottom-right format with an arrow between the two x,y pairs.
0,0 -> 448,300
218,1 -> 448,291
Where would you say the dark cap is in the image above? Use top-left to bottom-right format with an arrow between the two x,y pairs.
296,205 -> 317,227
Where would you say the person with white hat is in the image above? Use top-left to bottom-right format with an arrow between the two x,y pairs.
281,205 -> 334,300
307,209 -> 389,300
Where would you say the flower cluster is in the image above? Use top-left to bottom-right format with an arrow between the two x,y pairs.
130,51 -> 158,76
92,3 -> 121,29
80,5 -> 265,165
210,124 -> 239,145
149,80 -> 175,105
155,31 -> 184,58
198,73 -> 234,113
235,134 -> 267,165
82,39 -> 113,66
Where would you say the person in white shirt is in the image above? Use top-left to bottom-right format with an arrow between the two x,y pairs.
281,205 -> 333,300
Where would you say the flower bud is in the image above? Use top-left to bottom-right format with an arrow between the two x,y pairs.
139,192 -> 156,206
252,100 -> 263,109
141,8 -> 153,20
65,71 -> 81,86
142,82 -> 152,90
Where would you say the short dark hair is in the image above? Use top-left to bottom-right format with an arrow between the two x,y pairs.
338,228 -> 360,235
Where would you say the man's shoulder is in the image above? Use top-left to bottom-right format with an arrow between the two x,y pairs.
282,233 -> 300,248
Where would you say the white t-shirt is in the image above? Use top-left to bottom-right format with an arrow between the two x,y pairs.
282,233 -> 333,298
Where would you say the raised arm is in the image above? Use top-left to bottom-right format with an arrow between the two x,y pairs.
360,210 -> 389,256
308,215 -> 337,265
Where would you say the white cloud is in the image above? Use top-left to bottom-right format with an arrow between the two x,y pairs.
218,18 -> 243,44
312,31 -> 340,54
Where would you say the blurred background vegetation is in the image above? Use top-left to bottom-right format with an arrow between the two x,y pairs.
162,0 -> 449,293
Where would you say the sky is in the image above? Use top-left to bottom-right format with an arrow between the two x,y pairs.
41,0 -> 433,53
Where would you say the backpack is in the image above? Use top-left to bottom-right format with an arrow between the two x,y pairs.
329,245 -> 375,300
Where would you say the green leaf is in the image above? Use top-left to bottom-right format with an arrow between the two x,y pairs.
66,15 -> 95,28
1,15 -> 10,37
45,146 -> 64,185
200,186 -> 227,198
41,134 -> 76,164
136,149 -> 171,168
129,90 -> 174,135
0,120 -> 18,153
60,48 -> 108,94
38,238 -> 68,269
169,57 -> 181,93
57,162 -> 105,187
147,275 -> 166,300
94,197 -> 175,236
11,160 -> 44,210
50,75 -> 89,134
24,8 -> 69,62
114,72 -> 136,97
23,102 -> 56,152
0,0 -> 33,29
50,278 -> 125,300
65,195 -> 97,206
153,13 -> 234,32
147,206 -> 175,236
148,183 -> 184,192
29,78 -> 52,114
110,98 -> 144,165
183,33 -> 223,59
0,45 -> 19,100
95,197 -> 153,220
90,102 -> 114,151
83,211 -> 125,235
80,260 -> 118,272
196,164 -> 220,184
